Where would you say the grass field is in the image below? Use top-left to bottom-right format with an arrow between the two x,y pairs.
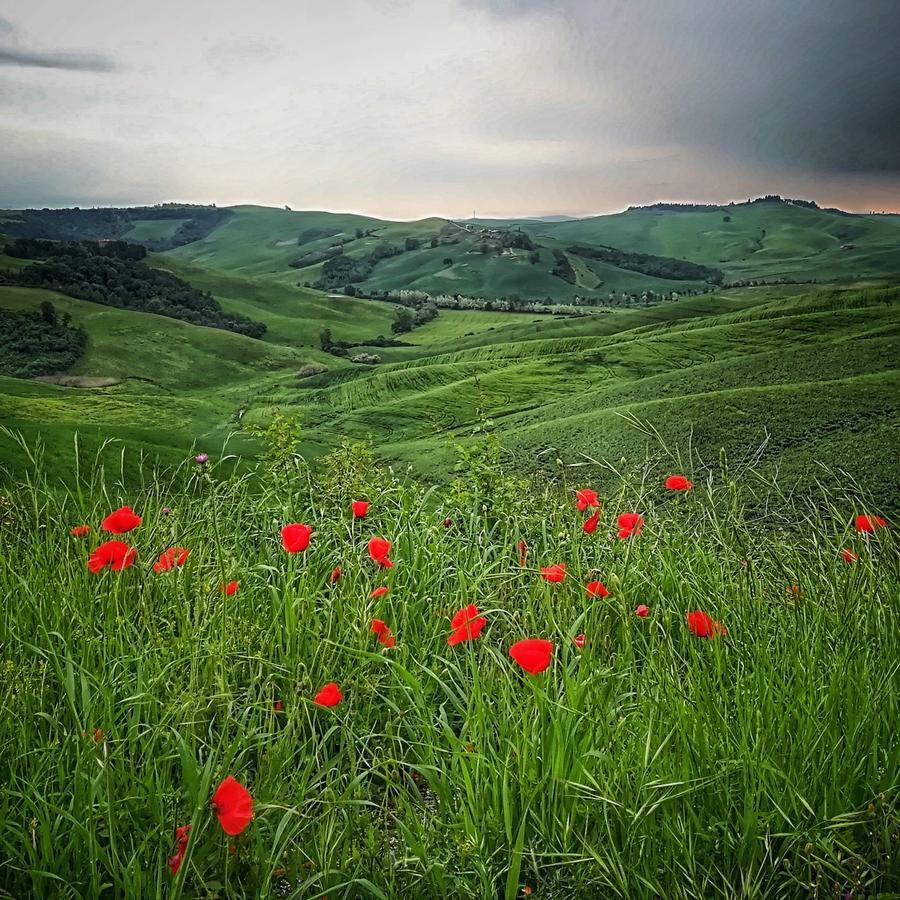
0,445 -> 896,898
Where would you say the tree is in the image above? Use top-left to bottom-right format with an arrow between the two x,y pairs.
480,242 -> 490,255
430,236 -> 439,248
391,308 -> 415,334
528,250 -> 540,265
443,257 -> 453,267
319,327 -> 333,351
39,301 -> 57,325
355,228 -> 364,239
404,237 -> 420,252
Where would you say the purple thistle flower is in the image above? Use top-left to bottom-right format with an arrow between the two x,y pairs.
162,507 -> 171,516
194,453 -> 209,465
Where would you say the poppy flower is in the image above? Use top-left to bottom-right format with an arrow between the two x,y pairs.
573,633 -> 586,649
153,547 -> 190,573
330,566 -> 342,584
786,584 -> 804,597
88,540 -> 137,573
540,563 -> 566,583
167,824 -> 191,876
665,475 -> 693,491
212,776 -> 253,836
617,513 -> 644,539
281,523 -> 312,553
855,514 -> 887,534
448,604 -> 487,646
686,610 -> 727,639
314,682 -> 343,707
71,524 -> 90,537
368,536 -> 393,568
443,517 -> 453,528
351,500 -> 369,518
102,505 -> 141,534
370,585 -> 390,598
371,618 -> 395,648
220,580 -> 239,596
509,639 -> 553,675
841,548 -> 859,563
575,489 -> 599,512
586,580 -> 608,598
274,699 -> 283,712
517,539 -> 528,568
635,604 -> 649,618
582,510 -> 600,534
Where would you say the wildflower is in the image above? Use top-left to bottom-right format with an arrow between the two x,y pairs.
517,539 -> 528,567
443,517 -> 453,528
448,604 -> 486,646
540,563 -> 566,583
71,524 -> 90,537
635,604 -> 649,618
509,639 -> 553,674
573,633 -> 586,649
162,507 -> 171,516
153,547 -> 190,573
274,699 -> 283,712
88,540 -> 137,573
841,548 -> 859,563
221,580 -> 239,596
167,824 -> 191,876
582,510 -> 600,534
194,453 -> 208,464
212,776 -> 253,835
665,475 -> 693,491
686,610 -> 727,638
370,586 -> 390,598
371,619 -> 395,648
787,584 -> 804,597
102,505 -> 141,534
314,682 -> 342,707
281,523 -> 312,553
330,566 -> 342,584
368,536 -> 393,568
586,580 -> 608,598
575,488 -> 599,511
855,514 -> 887,533
617,513 -> 644,539
351,500 -> 369,518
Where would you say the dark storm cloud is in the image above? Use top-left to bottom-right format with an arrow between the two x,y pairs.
465,0 -> 900,175
0,18 -> 117,71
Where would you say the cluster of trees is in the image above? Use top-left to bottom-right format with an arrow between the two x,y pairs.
4,205 -> 231,251
0,300 -> 87,378
391,300 -> 438,334
318,327 -> 411,358
382,289 -> 585,316
313,243 -> 404,291
2,239 -> 267,338
567,245 -> 723,283
551,249 -> 577,283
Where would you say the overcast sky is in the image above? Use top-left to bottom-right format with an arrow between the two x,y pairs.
1,0 -> 898,218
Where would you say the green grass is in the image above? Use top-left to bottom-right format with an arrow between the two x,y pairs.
0,445 -> 897,898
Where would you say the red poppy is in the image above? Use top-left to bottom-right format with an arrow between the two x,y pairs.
517,539 -> 528,568
281,523 -> 312,553
686,610 -> 727,639
617,513 -> 644,539
786,584 -> 804,597
855,514 -> 887,533
443,517 -> 453,528
351,500 -> 369,518
540,563 -> 566,583
274,699 -> 283,712
102,505 -> 141,534
87,540 -> 137,573
582,510 -> 600,534
371,618 -> 395,648
167,823 -> 191,876
370,585 -> 390,598
329,566 -> 342,584
368,536 -> 393,568
448,604 -> 487,646
212,776 -> 253,836
635,604 -> 649,618
71,524 -> 90,537
841,548 -> 859,563
575,489 -> 599,512
153,547 -> 190,573
509,639 -> 553,675
665,475 -> 693,491
573,633 -> 585,649
586,580 -> 608,598
220,580 -> 239,596
314,682 -> 342,707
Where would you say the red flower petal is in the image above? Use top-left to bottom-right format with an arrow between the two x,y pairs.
586,580 -> 608,598
87,540 -> 136,573
330,566 -> 342,584
855,514 -> 887,533
616,512 -> 644,539
153,547 -> 190,573
371,619 -> 395,647
665,475 -> 693,491
351,500 -> 369,518
168,824 -> 191,875
841,548 -> 859,563
686,610 -> 727,639
220,580 -> 239,596
212,776 -> 253,836
448,605 -> 486,645
71,524 -> 90,537
540,563 -> 566,583
101,505 -> 142,534
573,633 -> 586,649
281,523 -> 312,553
517,539 -> 528,568
370,585 -> 390,598
582,510 -> 600,534
314,682 -> 343,707
368,536 -> 393,568
575,489 -> 599,511
635,604 -> 649,618
509,639 -> 553,675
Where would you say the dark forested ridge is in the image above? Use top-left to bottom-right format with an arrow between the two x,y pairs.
567,244 -> 724,283
1,238 -> 267,337
0,300 -> 87,377
0,205 -> 232,251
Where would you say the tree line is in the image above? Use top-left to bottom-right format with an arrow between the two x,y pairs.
0,300 -> 87,378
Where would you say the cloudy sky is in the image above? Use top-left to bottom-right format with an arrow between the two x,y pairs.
1,0 -> 898,218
